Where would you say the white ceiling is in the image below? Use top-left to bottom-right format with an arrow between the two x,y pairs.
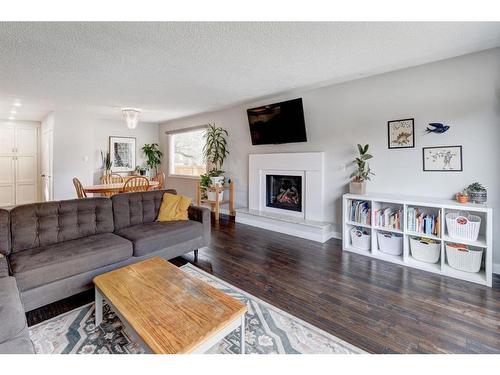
0,22 -> 499,123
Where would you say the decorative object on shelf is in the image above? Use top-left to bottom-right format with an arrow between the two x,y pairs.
134,165 -> 147,176
203,123 -> 229,185
388,118 -> 414,149
467,182 -> 487,204
425,123 -> 450,134
350,227 -> 371,251
141,143 -> 163,175
197,180 -> 235,221
109,136 -> 136,173
349,144 -> 374,195
422,145 -> 462,172
121,108 -> 141,129
377,231 -> 403,256
445,212 -> 481,242
410,237 -> 440,264
445,243 -> 483,273
100,150 -> 112,175
456,189 -> 469,204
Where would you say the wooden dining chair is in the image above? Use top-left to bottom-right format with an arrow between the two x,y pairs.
151,172 -> 165,190
101,173 -> 124,184
122,176 -> 150,193
73,177 -> 87,199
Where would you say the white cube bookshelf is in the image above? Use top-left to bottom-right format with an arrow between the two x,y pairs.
343,193 -> 493,287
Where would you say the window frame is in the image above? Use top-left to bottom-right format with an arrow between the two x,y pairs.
167,125 -> 207,179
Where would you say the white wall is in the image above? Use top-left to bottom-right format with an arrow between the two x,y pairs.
50,109 -> 160,200
160,48 -> 500,265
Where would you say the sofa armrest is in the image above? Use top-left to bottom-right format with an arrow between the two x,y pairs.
0,254 -> 9,278
188,205 -> 211,245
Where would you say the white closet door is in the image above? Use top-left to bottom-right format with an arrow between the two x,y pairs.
15,127 -> 38,204
0,126 -> 15,206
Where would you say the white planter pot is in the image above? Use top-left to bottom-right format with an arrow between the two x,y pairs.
210,176 -> 224,186
207,190 -> 224,202
349,181 -> 366,195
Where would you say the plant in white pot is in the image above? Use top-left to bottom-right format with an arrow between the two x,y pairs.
349,144 -> 374,195
203,123 -> 229,187
200,171 -> 224,202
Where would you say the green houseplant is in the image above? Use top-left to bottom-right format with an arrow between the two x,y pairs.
467,182 -> 487,204
141,143 -> 163,175
349,144 -> 374,195
203,123 -> 229,186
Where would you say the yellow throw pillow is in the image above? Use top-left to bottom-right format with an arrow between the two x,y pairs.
157,193 -> 192,222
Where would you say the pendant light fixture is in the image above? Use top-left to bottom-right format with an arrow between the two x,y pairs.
121,108 -> 142,129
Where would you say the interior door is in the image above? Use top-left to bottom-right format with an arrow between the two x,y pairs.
41,128 -> 54,201
0,126 -> 15,206
14,126 -> 38,204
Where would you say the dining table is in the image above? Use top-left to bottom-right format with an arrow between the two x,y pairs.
83,181 -> 160,195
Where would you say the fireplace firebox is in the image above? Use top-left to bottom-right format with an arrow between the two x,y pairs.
266,175 -> 302,212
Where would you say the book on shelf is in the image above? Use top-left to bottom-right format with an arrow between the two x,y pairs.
374,207 -> 402,230
407,207 -> 440,237
349,200 -> 371,225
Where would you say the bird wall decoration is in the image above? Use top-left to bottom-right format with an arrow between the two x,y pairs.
426,123 -> 450,134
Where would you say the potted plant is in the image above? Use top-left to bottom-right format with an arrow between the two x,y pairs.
203,123 -> 229,186
141,143 -> 163,176
200,172 -> 224,201
349,144 -> 374,195
456,189 -> 469,204
467,182 -> 487,204
101,150 -> 112,176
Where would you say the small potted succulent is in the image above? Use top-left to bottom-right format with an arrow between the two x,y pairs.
456,189 -> 469,204
349,144 -> 374,195
467,182 -> 487,204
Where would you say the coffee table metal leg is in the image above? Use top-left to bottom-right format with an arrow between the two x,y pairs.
95,288 -> 103,326
240,314 -> 245,354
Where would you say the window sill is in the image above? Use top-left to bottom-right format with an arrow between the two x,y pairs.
168,174 -> 201,180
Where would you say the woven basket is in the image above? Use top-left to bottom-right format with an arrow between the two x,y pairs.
410,237 -> 440,264
445,212 -> 481,242
445,244 -> 483,273
350,227 -> 371,251
377,231 -> 403,256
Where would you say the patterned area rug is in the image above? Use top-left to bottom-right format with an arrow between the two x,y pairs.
29,263 -> 364,354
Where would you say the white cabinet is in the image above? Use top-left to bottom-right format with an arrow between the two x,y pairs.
0,123 -> 39,206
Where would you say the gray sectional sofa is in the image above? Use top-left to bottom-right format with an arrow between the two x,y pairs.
0,189 -> 210,354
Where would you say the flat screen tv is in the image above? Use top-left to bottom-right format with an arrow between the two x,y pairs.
247,98 -> 307,145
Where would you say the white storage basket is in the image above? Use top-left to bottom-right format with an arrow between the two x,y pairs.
445,212 -> 481,242
377,231 -> 403,256
409,237 -> 440,264
350,227 -> 371,251
445,244 -> 483,273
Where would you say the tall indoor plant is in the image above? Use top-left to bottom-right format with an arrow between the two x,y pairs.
141,143 -> 163,175
203,123 -> 229,186
101,150 -> 112,176
349,144 -> 374,195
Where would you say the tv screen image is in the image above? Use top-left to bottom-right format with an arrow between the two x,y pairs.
247,98 -> 307,145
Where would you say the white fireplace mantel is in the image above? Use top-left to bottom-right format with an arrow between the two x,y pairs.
236,152 -> 336,243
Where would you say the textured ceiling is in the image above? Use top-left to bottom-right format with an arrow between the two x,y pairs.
0,22 -> 499,122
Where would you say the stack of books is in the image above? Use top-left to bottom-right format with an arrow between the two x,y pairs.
374,207 -> 402,230
350,200 -> 371,225
407,207 -> 440,236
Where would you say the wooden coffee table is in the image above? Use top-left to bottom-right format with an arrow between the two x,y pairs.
93,257 -> 247,354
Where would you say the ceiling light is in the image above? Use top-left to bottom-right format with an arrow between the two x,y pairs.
8,115 -> 15,120
10,108 -> 17,114
13,100 -> 21,107
121,108 -> 142,129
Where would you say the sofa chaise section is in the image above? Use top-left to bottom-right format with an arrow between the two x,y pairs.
9,198 -> 134,311
112,189 -> 211,260
0,208 -> 34,354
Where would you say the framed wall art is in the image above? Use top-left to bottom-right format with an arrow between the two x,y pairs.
109,136 -> 136,172
422,145 -> 463,172
388,118 -> 415,149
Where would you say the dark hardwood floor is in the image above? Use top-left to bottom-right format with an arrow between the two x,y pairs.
27,215 -> 500,353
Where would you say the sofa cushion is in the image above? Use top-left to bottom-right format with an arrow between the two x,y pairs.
10,233 -> 133,291
0,209 -> 10,256
10,197 -> 114,253
0,335 -> 35,354
115,220 -> 203,257
0,277 -> 28,344
112,189 -> 177,231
